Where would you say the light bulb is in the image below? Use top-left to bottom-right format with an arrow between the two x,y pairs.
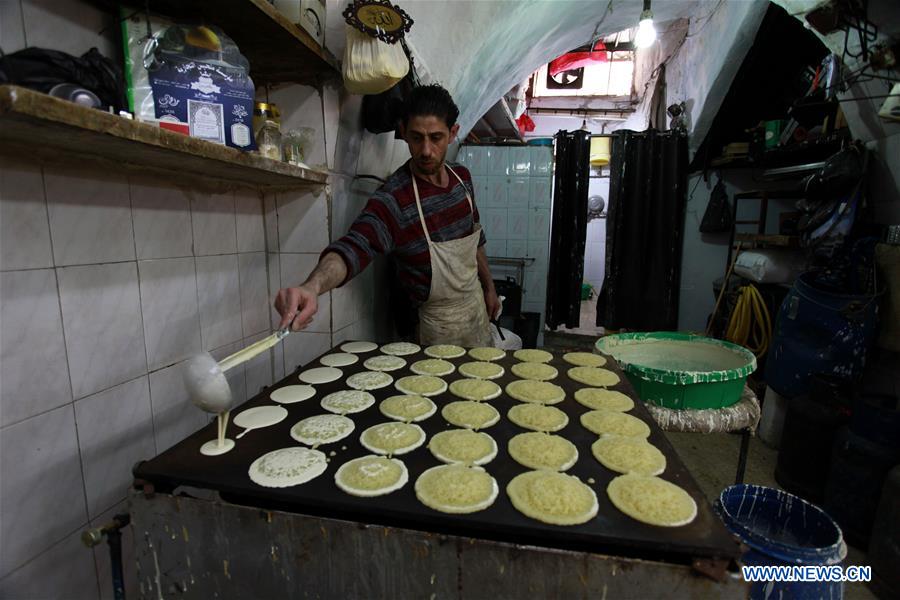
635,12 -> 657,48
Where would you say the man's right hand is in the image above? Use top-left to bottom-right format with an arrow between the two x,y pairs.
275,284 -> 319,331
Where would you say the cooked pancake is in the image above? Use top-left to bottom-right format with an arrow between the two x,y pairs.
410,358 -> 456,376
468,347 -> 506,361
606,474 -> 697,527
507,404 -> 568,432
395,375 -> 448,397
507,470 -> 598,526
441,401 -> 500,430
334,455 -> 408,497
428,429 -> 497,466
567,366 -> 620,387
290,414 -> 355,446
511,362 -> 559,381
448,378 -> 502,401
508,432 -> 579,471
415,464 -> 498,514
380,342 -> 421,356
580,410 -> 651,438
321,390 -> 375,415
513,349 -> 554,363
359,422 -> 426,456
574,388 -> 634,412
379,395 -> 437,422
424,344 -> 466,359
346,370 -> 393,390
505,379 -> 565,405
248,447 -> 327,488
562,352 -> 607,367
458,361 -> 505,380
591,435 -> 666,476
363,355 -> 407,372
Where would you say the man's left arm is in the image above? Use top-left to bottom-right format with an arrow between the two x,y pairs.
476,245 -> 501,319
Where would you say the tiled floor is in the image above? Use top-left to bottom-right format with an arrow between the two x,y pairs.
552,296 -> 605,337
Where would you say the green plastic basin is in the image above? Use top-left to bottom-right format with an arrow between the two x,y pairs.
594,332 -> 757,410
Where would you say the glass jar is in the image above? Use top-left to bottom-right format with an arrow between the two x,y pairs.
282,130 -> 303,166
256,119 -> 282,160
253,102 -> 280,137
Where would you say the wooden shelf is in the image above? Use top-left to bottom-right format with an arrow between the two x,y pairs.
0,86 -> 328,190
110,0 -> 339,86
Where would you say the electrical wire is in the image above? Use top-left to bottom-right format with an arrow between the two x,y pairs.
725,284 -> 772,358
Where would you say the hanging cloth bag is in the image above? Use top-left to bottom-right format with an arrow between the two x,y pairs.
342,25 -> 409,95
700,178 -> 733,233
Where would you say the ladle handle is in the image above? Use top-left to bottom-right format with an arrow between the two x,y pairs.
218,328 -> 290,372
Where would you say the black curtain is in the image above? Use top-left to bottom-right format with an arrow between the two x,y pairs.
546,130 -> 590,330
596,130 -> 687,331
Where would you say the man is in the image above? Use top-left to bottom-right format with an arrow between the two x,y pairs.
274,84 -> 500,347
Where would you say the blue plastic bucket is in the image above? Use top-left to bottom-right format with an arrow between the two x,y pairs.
716,484 -> 847,600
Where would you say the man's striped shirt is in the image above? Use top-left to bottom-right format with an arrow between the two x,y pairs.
324,162 -> 485,306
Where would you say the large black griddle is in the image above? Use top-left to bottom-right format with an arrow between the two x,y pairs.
134,345 -> 740,563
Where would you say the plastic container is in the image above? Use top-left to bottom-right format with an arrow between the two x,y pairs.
716,484 -> 846,600
766,271 -> 880,398
595,332 -> 756,409
758,387 -> 788,449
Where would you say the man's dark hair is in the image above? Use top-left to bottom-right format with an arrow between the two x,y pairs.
403,84 -> 459,128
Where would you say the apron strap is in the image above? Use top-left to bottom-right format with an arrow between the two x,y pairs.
410,165 -> 475,246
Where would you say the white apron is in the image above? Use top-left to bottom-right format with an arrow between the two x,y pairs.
411,165 -> 493,347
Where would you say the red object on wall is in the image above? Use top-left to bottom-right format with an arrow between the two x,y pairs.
549,41 -> 608,77
516,113 -> 535,136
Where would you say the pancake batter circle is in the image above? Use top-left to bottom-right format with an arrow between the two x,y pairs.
395,375 -> 448,397
424,344 -> 466,359
468,347 -> 506,361
359,422 -> 427,456
290,414 -> 356,446
346,370 -> 394,391
591,435 -> 666,476
363,355 -> 407,372
320,353 -> 359,367
428,429 -> 498,466
505,379 -> 565,404
574,388 -> 634,412
507,470 -> 599,526
248,447 -> 328,488
270,385 -> 316,404
507,404 -> 569,432
379,395 -> 437,422
334,455 -> 409,497
580,410 -> 651,439
321,390 -> 376,415
562,352 -> 607,367
415,464 -> 498,514
508,432 -> 579,471
410,358 -> 456,377
567,366 -> 620,387
441,401 -> 500,430
606,473 -> 698,527
298,366 -> 343,385
458,361 -> 505,380
340,341 -> 379,353
380,342 -> 421,356
511,362 -> 559,381
513,349 -> 554,363
448,378 -> 502,401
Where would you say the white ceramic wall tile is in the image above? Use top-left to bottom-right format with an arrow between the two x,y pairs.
484,176 -> 509,209
530,146 -> 553,176
528,209 -> 551,241
138,258 -> 201,371
527,239 -> 550,263
322,82 -> 341,171
473,177 -> 489,210
331,318 -> 378,347
196,255 -> 243,350
507,209 -> 529,240
524,267 -> 548,305
190,191 -> 237,256
283,331 -> 332,372
267,252 -> 282,328
481,208 -> 508,241
507,177 -> 530,207
331,269 -> 366,332
529,177 -> 553,209
74,376 -> 155,518
91,501 -> 136,600
586,219 -> 605,243
57,262 -> 147,399
243,333 -> 275,400
0,529 -> 99,600
0,405 -> 87,578
510,147 -> 531,176
279,254 -> 331,334
263,193 -> 279,253
277,189 -> 330,253
0,160 -> 53,270
0,270 -> 72,427
210,341 -> 247,406
465,146 -> 487,176
272,340 -> 286,381
453,146 -> 469,168
332,93 -> 364,176
506,240 -> 527,258
45,169 -> 134,266
235,189 -> 265,253
130,179 -> 192,260
148,362 -> 208,454
239,252 -> 269,337
486,146 -> 509,176
485,238 -> 506,258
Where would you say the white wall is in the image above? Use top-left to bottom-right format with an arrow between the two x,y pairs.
0,2 -> 392,597
585,176 -> 610,292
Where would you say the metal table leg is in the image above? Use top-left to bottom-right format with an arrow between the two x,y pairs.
735,428 -> 751,485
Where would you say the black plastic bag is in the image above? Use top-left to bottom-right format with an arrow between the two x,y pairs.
0,47 -> 126,111
700,179 -> 732,233
362,71 -> 414,135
